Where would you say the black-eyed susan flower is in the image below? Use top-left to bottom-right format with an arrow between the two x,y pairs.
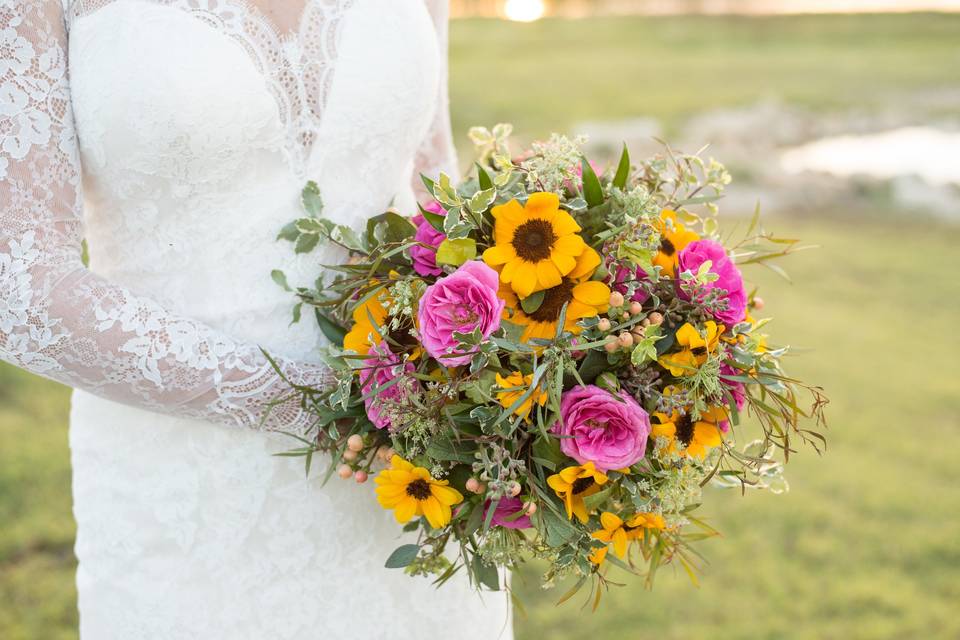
495,371 -> 548,421
589,511 -> 668,564
546,462 -> 608,523
658,321 -> 724,377
651,406 -> 724,459
497,247 -> 610,342
482,192 -> 588,298
652,209 -> 699,277
375,455 -> 464,528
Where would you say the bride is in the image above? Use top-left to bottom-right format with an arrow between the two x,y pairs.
0,0 -> 512,637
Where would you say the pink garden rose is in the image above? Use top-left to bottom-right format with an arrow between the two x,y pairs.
554,385 -> 651,471
677,239 -> 747,326
359,341 -> 419,430
484,496 -> 532,529
410,201 -> 446,277
416,261 -> 505,367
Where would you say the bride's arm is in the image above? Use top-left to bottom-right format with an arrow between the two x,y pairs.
412,0 -> 459,198
0,0 -> 327,432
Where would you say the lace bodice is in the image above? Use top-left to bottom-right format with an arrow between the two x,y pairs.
0,0 -> 456,431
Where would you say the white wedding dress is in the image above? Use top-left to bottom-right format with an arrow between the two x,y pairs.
0,0 -> 512,637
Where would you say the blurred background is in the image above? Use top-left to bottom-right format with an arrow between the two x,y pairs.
2,1 -> 959,638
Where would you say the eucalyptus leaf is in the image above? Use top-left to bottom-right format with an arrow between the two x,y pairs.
384,544 -> 420,569
519,290 -> 545,314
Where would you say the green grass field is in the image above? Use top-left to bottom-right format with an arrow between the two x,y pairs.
3,12 -> 960,640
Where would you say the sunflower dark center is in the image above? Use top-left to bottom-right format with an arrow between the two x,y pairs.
512,219 -> 557,262
660,237 -> 676,256
571,477 -> 595,495
528,280 -> 577,322
675,414 -> 695,446
406,479 -> 432,501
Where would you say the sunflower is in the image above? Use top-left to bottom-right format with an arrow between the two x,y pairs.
375,455 -> 464,528
546,462 -> 609,523
652,209 -> 699,277
589,511 -> 667,564
343,287 -> 390,356
651,406 -> 724,459
658,321 -> 724,376
482,192 -> 588,298
495,371 -> 548,421
499,247 -> 610,342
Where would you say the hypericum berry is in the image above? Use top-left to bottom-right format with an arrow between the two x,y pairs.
752,296 -> 765,311
524,501 -> 537,515
621,312 -> 630,321
618,332 -> 634,348
342,449 -> 358,462
647,311 -> 664,326
346,434 -> 364,452
508,482 -> 522,497
354,470 -> 368,484
608,291 -> 625,307
597,318 -> 612,332
631,325 -> 646,338
604,336 -> 620,353
629,301 -> 643,316
337,464 -> 353,479
466,477 -> 482,494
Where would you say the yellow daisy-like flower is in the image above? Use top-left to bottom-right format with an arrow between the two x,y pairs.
375,455 -> 464,529
343,288 -> 390,356
658,321 -> 724,377
651,406 -> 724,459
546,462 -> 609,523
589,511 -> 667,564
652,209 -> 700,277
482,192 -> 588,298
495,371 -> 548,421
498,247 -> 610,343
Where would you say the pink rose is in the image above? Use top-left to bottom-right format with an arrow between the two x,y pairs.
416,261 -> 505,367
359,341 -> 419,430
410,201 -> 446,277
484,496 -> 532,529
677,239 -> 747,326
554,385 -> 650,471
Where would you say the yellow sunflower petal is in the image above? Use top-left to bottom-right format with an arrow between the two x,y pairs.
553,234 -> 586,256
510,262 -> 539,298
550,209 -> 582,236
694,422 -> 722,447
592,530 -> 613,543
492,199 -> 525,223
430,483 -> 464,506
393,497 -> 419,523
571,497 -> 590,523
572,280 -> 611,307
600,512 -> 623,530
421,496 -> 446,529
483,243 -> 517,266
550,251 -> 577,276
547,474 -> 569,493
612,527 -> 629,558
524,192 -> 561,216
589,545 -> 609,565
390,455 -> 415,472
536,261 -> 563,289
568,246 -> 601,280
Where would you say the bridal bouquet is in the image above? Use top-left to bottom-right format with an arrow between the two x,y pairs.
271,124 -> 826,605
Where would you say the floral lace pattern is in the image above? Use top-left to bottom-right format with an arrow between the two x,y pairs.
0,0 -> 454,432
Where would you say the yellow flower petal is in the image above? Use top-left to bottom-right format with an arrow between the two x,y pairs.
550,251 -> 577,276
524,192 -> 561,216
430,484 -> 464,506
510,261 -> 539,298
572,280 -> 611,307
394,496 -> 419,523
421,496 -> 446,529
553,234 -> 586,256
550,209 -> 582,236
599,511 -> 623,531
536,260 -> 563,289
483,243 -> 517,266
568,246 -> 601,280
612,528 -> 629,558
492,199 -> 525,224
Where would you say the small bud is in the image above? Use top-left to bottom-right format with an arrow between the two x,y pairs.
508,482 -> 522,497
608,291 -> 625,307
752,296 -> 765,311
596,371 -> 620,393
466,477 -> 482,494
354,470 -> 368,484
597,318 -> 612,332
618,332 -> 634,348
347,434 -> 364,452
337,464 -> 353,480
621,312 -> 630,320
629,301 -> 643,316
647,312 -> 664,326
342,449 -> 358,462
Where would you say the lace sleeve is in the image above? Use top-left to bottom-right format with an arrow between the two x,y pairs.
0,0 -> 328,432
412,0 -> 458,200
